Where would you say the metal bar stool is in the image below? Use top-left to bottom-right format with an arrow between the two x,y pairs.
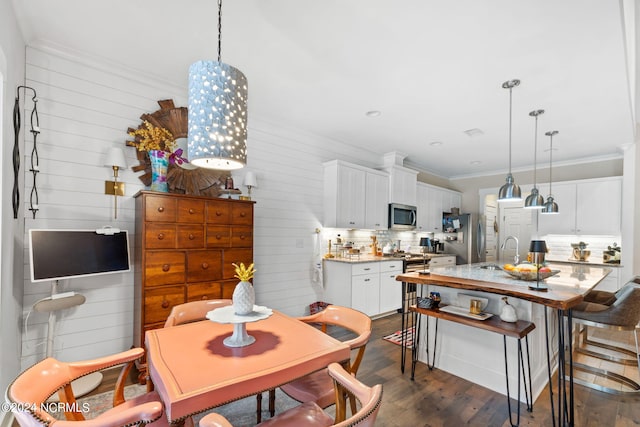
571,279 -> 640,394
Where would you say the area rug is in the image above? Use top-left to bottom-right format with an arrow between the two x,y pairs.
382,327 -> 414,347
54,384 -> 332,427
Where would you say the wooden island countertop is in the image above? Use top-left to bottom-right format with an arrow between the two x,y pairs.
396,262 -> 612,310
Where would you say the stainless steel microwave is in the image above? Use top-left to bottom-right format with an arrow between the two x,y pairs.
389,203 -> 417,230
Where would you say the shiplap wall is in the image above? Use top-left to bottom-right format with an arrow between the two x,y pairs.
20,43 -> 385,368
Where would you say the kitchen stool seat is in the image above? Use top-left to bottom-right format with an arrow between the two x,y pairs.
572,278 -> 640,394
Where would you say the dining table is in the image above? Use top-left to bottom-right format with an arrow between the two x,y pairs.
145,308 -> 351,425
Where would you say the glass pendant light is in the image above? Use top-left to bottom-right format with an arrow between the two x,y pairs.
188,0 -> 248,170
524,109 -> 545,209
541,130 -> 559,214
498,79 -> 522,202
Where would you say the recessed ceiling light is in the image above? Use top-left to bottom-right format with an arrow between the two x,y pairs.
464,128 -> 484,137
365,110 -> 381,118
429,141 -> 443,147
470,160 -> 482,165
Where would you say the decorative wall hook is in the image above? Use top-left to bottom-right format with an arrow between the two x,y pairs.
14,85 -> 40,219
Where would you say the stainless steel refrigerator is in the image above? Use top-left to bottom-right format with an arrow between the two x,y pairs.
442,212 -> 486,264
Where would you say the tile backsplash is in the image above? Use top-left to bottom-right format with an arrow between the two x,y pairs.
541,234 -> 621,262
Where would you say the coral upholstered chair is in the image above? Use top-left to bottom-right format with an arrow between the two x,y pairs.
6,348 -> 167,427
257,305 -> 372,420
199,363 -> 383,427
163,299 -> 232,327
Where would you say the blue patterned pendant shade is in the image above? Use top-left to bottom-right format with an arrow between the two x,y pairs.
188,60 -> 248,170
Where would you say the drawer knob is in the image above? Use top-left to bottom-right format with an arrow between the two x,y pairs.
201,262 -> 209,269
216,234 -> 222,239
162,264 -> 170,272
157,233 -> 164,240
201,296 -> 208,300
189,208 -> 195,214
240,235 -> 246,240
215,211 -> 222,216
158,207 -> 165,213
189,234 -> 195,240
161,300 -> 170,309
240,212 -> 246,217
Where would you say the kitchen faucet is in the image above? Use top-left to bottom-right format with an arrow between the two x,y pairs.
501,236 -> 520,264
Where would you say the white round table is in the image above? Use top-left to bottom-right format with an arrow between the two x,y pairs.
206,305 -> 273,347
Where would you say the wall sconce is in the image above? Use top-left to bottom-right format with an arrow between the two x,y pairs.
242,171 -> 258,200
104,147 -> 127,219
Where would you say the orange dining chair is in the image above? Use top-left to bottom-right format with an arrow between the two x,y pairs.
6,347 -> 167,427
258,305 -> 372,420
199,362 -> 383,427
163,299 -> 232,327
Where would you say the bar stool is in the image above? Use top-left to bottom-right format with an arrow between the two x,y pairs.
571,279 -> 640,394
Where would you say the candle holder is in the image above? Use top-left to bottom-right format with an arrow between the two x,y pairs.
419,237 -> 431,275
528,240 -> 549,291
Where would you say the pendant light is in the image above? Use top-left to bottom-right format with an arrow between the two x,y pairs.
188,0 -> 248,170
541,130 -> 559,214
524,109 -> 545,209
498,79 -> 522,202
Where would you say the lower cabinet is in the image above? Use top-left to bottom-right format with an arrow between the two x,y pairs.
323,260 -> 403,317
429,255 -> 456,269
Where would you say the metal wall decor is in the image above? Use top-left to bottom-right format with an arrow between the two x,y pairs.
13,86 -> 40,219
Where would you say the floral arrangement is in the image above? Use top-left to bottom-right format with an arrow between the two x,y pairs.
128,120 -> 188,165
233,262 -> 256,282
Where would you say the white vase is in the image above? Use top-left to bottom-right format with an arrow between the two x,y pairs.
232,281 -> 255,315
500,298 -> 518,323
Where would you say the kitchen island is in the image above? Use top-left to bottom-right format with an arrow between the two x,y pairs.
396,262 -> 611,427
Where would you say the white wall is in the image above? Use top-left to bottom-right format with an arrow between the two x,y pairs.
0,0 -> 26,395
19,43 -> 384,368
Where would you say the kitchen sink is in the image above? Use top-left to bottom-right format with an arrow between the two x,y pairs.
479,263 -> 502,270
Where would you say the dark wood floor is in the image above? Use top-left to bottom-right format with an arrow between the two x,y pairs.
359,313 -> 640,427
91,313 -> 639,426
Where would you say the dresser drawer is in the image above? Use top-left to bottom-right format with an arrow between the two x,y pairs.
187,250 -> 223,282
178,199 -> 205,223
145,195 -> 177,222
206,226 -> 231,247
177,225 -> 205,248
221,279 -> 239,299
207,200 -> 231,224
222,248 -> 253,279
144,251 -> 186,286
143,285 -> 185,324
231,226 -> 253,247
232,203 -> 253,225
187,282 -> 223,301
145,224 -> 176,249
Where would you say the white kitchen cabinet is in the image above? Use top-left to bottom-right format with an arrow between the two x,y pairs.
429,255 -> 456,268
323,260 -> 402,317
538,177 -> 621,235
378,260 -> 403,314
592,268 -> 619,292
323,160 -> 389,230
416,184 -> 462,233
384,165 -> 418,206
364,170 -> 390,230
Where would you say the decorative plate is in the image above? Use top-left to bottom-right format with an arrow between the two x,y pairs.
505,270 -> 560,281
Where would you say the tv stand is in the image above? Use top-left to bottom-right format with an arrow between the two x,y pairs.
33,285 -> 102,399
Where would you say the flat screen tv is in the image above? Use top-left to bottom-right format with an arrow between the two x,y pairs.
29,229 -> 130,283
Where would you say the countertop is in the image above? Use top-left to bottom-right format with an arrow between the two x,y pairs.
396,262 -> 612,310
545,257 -> 622,268
323,253 -> 454,264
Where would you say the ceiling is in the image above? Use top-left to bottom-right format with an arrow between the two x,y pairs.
11,0 -> 636,179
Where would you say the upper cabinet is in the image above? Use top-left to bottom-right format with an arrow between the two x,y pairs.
537,177 -> 621,235
383,165 -> 418,206
323,160 -> 389,230
416,183 -> 462,232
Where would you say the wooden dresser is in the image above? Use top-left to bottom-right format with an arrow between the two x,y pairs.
133,191 -> 254,380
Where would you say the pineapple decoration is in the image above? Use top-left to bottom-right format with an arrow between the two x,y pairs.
232,262 -> 256,315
